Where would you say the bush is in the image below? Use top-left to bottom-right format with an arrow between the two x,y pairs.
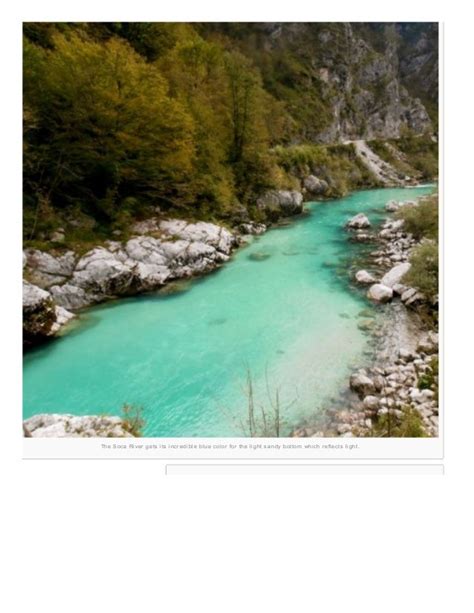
403,240 -> 438,299
396,196 -> 438,240
395,135 -> 438,180
418,355 -> 439,401
271,142 -> 380,197
121,404 -> 145,436
373,406 -> 426,437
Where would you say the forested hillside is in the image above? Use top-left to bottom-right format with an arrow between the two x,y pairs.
23,22 -> 438,249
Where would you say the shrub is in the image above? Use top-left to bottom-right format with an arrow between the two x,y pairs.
396,195 -> 438,240
418,356 -> 439,401
121,404 -> 145,436
404,240 -> 438,299
373,406 -> 426,437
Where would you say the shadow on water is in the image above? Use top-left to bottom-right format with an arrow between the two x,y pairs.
208,317 -> 227,326
248,252 -> 272,262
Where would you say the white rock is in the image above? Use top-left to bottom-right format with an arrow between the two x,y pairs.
350,373 -> 376,396
23,279 -> 50,308
23,414 -> 135,438
50,284 -> 95,310
385,200 -> 400,212
401,287 -> 417,302
346,213 -> 371,229
380,263 -> 411,288
24,249 -> 76,288
355,269 -> 376,284
363,395 -> 380,411
367,283 -> 393,303
50,306 -> 75,333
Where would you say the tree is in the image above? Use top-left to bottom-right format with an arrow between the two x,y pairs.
23,32 -> 196,231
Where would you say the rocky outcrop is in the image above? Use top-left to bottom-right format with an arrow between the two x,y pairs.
208,23 -> 434,143
23,280 -> 74,347
345,213 -> 371,229
24,219 -> 238,314
23,414 -> 136,437
256,190 -> 304,220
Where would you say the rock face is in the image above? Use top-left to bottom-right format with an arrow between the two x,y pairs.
346,213 -> 371,229
23,414 -> 135,437
213,23 -> 435,143
23,281 -> 74,347
256,190 -> 304,219
367,283 -> 393,303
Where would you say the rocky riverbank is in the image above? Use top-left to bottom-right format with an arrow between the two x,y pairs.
292,193 -> 439,438
23,414 -> 137,437
22,190 -> 307,347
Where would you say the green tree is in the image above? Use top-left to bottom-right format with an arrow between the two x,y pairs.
24,32 -> 196,232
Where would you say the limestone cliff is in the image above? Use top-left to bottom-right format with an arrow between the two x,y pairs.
205,22 -> 437,142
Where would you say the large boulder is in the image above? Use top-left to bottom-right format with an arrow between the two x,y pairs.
380,262 -> 411,288
303,175 -> 329,196
350,373 -> 376,397
346,213 -> 371,229
367,283 -> 393,303
355,270 -> 376,284
23,281 -> 74,347
256,190 -> 304,219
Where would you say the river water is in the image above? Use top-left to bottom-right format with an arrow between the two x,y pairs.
23,186 -> 434,436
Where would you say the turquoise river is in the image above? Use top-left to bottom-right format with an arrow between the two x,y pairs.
23,186 -> 434,436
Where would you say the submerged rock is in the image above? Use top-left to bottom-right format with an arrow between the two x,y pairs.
248,252 -> 271,262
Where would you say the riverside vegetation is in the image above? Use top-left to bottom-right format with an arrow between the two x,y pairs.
22,23 -> 439,438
